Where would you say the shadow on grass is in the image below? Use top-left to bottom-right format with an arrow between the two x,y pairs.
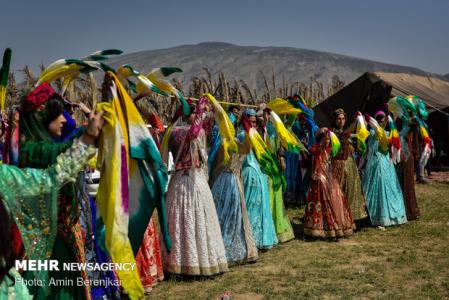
291,221 -> 305,240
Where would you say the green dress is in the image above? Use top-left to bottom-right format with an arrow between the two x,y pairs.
265,123 -> 295,243
0,140 -> 95,299
0,269 -> 33,300
19,98 -> 92,299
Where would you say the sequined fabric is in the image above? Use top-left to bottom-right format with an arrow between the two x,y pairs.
332,132 -> 368,221
0,139 -> 95,295
304,145 -> 354,238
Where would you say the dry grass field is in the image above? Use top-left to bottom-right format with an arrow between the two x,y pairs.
149,180 -> 449,300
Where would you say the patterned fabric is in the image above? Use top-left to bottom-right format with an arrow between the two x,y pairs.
397,153 -> 420,220
21,82 -> 62,114
397,124 -> 420,220
170,126 -> 204,170
170,97 -> 213,171
77,178 -> 117,300
163,167 -> 228,275
363,130 -> 407,226
134,112 -> 165,293
18,84 -> 89,298
304,144 -> 354,238
0,269 -> 33,300
95,100 -> 145,299
163,119 -> 228,275
332,131 -> 368,221
96,73 -> 170,299
241,150 -> 278,249
0,139 -> 95,298
89,198 -> 121,300
135,217 -> 164,293
210,144 -> 258,265
332,157 -> 368,221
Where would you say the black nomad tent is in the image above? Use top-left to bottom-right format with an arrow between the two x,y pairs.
314,72 -> 449,162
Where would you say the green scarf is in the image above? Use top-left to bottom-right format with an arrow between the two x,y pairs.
19,101 -> 84,207
19,101 -> 73,167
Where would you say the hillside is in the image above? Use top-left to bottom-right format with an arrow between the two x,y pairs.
107,42 -> 442,96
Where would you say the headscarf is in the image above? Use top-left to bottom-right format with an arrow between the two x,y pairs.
243,108 -> 256,117
332,108 -> 346,124
19,83 -> 75,168
374,110 -> 386,120
294,114 -> 318,149
18,83 -> 81,248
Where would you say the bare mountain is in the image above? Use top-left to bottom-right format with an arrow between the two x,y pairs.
107,42 -> 442,95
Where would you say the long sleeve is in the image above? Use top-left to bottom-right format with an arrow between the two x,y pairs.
0,138 -> 96,285
0,139 -> 95,199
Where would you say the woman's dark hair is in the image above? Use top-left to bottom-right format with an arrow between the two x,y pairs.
375,114 -> 386,123
0,199 -> 13,279
46,96 -> 65,125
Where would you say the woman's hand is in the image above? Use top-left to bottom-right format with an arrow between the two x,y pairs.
78,103 -> 92,115
80,110 -> 104,145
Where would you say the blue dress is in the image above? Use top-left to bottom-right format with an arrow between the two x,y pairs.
363,130 -> 407,226
212,172 -> 247,263
242,151 -> 278,249
284,151 -> 299,198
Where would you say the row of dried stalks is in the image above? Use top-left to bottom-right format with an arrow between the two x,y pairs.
3,67 -> 345,124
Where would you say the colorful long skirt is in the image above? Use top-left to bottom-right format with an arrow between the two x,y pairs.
79,180 -> 119,300
136,216 -> 164,293
241,154 -> 278,249
332,157 -> 368,221
163,168 -> 228,275
267,177 -> 295,243
304,177 -> 354,238
363,149 -> 407,226
397,154 -> 420,220
211,171 -> 258,265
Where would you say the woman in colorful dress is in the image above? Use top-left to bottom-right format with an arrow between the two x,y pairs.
162,97 -> 228,276
257,109 -> 295,243
304,128 -> 354,239
239,109 -> 278,249
209,112 -> 258,266
18,83 -> 102,299
291,114 -> 316,206
331,109 -> 368,226
396,117 -> 420,220
53,101 -> 119,300
135,111 -> 165,292
0,108 -> 102,299
362,111 -> 407,227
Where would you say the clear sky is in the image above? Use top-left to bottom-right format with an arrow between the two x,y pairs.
1,0 -> 448,76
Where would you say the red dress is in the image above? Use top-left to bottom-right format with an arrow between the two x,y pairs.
304,144 -> 354,238
135,217 -> 164,292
